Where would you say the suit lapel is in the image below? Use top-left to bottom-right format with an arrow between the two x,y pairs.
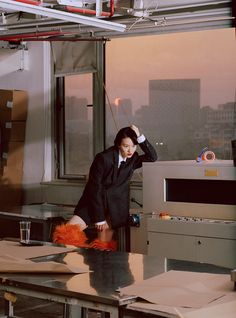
112,149 -> 119,181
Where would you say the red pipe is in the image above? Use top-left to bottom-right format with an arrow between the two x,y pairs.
14,0 -> 40,5
0,31 -> 63,41
66,6 -> 108,16
66,0 -> 114,17
110,0 -> 114,17
10,37 -> 109,42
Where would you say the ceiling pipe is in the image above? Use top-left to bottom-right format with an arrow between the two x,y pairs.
66,6 -> 110,17
0,0 -> 126,32
14,0 -> 40,5
110,0 -> 114,17
8,36 -> 110,41
65,0 -> 114,17
0,30 -> 66,41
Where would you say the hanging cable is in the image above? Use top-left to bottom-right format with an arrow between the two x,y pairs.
103,82 -> 119,132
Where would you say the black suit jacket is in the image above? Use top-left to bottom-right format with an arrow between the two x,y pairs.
74,138 -> 157,228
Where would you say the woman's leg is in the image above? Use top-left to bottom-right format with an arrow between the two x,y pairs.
90,227 -> 117,251
97,228 -> 114,242
68,215 -> 87,230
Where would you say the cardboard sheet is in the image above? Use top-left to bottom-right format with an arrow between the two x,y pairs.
119,270 -> 231,309
183,299 -> 236,318
127,301 -> 189,318
0,255 -> 89,274
123,284 -> 223,308
0,240 -> 75,259
127,292 -> 236,318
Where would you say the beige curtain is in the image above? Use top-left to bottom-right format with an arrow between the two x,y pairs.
51,41 -> 97,76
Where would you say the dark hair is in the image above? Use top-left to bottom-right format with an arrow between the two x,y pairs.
114,127 -> 138,147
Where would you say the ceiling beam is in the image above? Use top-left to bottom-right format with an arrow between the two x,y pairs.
0,0 -> 126,32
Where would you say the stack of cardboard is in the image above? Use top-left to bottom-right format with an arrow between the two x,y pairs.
0,89 -> 28,210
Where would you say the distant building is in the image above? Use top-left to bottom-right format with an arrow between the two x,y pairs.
147,79 -> 201,159
65,96 -> 88,120
196,102 -> 236,159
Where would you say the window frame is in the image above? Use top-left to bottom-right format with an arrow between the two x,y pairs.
54,41 -> 106,180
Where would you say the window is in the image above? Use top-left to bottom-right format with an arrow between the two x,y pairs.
56,74 -> 93,178
105,28 -> 236,161
55,41 -> 105,180
56,29 -> 236,180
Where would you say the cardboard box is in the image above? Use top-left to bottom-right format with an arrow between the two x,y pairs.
0,141 -> 7,169
0,89 -> 28,121
1,141 -> 24,169
0,121 -> 26,142
1,166 -> 23,185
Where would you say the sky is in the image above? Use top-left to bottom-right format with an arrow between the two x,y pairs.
66,28 -> 236,112
106,28 -> 236,110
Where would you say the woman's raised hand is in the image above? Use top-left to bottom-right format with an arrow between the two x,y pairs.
130,124 -> 140,137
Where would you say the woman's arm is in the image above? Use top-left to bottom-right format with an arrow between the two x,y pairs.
131,125 -> 158,169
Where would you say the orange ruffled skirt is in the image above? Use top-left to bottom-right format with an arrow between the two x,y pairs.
52,223 -> 117,251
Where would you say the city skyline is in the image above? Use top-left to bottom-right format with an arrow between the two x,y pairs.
66,76 -> 235,160
66,28 -> 236,113
106,28 -> 236,111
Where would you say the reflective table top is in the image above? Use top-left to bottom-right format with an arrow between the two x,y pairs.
0,247 -> 165,306
0,242 -> 232,307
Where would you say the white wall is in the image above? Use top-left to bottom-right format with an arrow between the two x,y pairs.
0,42 -> 87,207
0,42 -> 50,203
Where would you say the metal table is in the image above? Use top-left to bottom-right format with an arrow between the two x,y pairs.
0,204 -> 71,241
0,245 -> 165,318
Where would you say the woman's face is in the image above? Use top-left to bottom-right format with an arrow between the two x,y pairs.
118,137 -> 137,158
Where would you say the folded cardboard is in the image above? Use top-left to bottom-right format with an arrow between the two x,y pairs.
0,240 -> 76,260
0,89 -> 28,121
0,258 -> 89,274
119,270 -> 232,309
184,300 -> 236,318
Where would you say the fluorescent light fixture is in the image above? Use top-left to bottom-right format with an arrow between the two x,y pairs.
57,0 -> 97,5
0,0 -> 126,32
57,0 -> 88,5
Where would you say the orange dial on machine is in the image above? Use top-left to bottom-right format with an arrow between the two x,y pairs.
159,212 -> 171,220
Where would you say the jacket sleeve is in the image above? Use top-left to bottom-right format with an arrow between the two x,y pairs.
86,153 -> 107,223
133,138 -> 158,170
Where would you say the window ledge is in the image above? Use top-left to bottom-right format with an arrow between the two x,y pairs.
41,179 -> 86,187
41,179 -> 142,188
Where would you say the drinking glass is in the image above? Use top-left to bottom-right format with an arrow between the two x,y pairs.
19,221 -> 31,243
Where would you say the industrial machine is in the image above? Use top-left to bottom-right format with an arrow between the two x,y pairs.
131,160 -> 236,268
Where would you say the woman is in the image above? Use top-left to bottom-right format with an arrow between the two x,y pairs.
53,125 -> 157,249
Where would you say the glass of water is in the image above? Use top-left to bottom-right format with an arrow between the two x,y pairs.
19,221 -> 31,243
